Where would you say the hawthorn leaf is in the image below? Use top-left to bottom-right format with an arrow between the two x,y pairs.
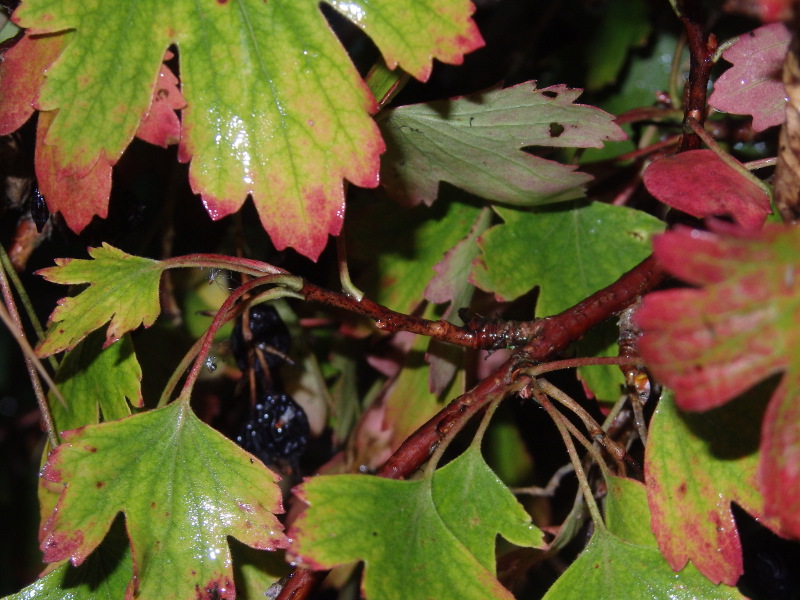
643,150 -> 771,229
636,224 -> 800,538
36,244 -> 163,356
0,31 -> 67,134
290,446 -> 544,600
379,83 -> 626,208
424,206 -> 492,394
471,202 -> 663,316
11,1 -> 483,260
542,528 -> 746,600
6,519 -> 132,600
35,110 -> 113,235
40,398 -> 287,600
135,54 -> 186,148
50,331 -> 143,435
382,307 -> 464,450
709,23 -> 790,132
644,390 -> 783,586
636,225 -> 798,410
585,0 -> 651,91
349,194 -> 483,314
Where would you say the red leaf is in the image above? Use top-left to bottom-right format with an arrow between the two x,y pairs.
643,149 -> 771,229
637,223 -> 800,539
0,31 -> 65,134
709,23 -> 789,132
36,111 -> 112,233
760,377 -> 800,537
135,53 -> 185,148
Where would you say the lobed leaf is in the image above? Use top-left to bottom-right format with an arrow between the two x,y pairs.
36,244 -> 163,356
40,398 -> 287,600
709,23 -> 790,132
290,446 -> 544,600
50,332 -> 143,435
643,390 -> 781,585
637,224 -> 800,539
471,202 -> 663,316
379,83 -> 626,208
542,529 -> 745,600
11,0 -> 483,260
643,150 -> 771,230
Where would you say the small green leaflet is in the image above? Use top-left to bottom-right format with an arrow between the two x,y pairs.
36,244 -> 163,356
290,446 -> 544,600
378,83 -> 626,207
40,398 -> 287,600
11,0 -> 483,260
50,331 -> 143,434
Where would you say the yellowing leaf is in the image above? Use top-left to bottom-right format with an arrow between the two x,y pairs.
379,83 -> 626,207
11,0 -> 483,259
40,398 -> 287,600
36,244 -> 163,356
290,446 -> 544,600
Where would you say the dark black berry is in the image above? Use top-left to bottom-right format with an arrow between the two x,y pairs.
31,187 -> 49,232
235,393 -> 309,463
230,304 -> 291,378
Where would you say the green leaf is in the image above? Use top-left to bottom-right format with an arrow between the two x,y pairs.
604,476 -> 659,548
379,83 -> 625,207
13,0 -> 483,260
472,202 -> 664,315
586,0 -> 651,90
36,244 -> 163,356
5,519 -> 132,600
50,331 -> 143,434
291,446 -> 544,600
542,528 -> 746,600
644,389 -> 780,586
349,193 -> 483,314
39,398 -> 287,600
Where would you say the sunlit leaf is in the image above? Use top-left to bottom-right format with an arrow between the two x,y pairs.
291,446 -> 544,600
709,23 -> 789,132
9,0 -> 483,259
40,398 -> 287,600
643,150 -> 771,230
471,202 -> 663,315
379,83 -> 625,208
36,244 -> 163,356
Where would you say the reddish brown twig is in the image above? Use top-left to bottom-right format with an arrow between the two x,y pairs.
677,0 -> 716,151
277,254 -> 665,600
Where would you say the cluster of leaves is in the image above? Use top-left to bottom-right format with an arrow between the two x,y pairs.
1,1 -> 800,600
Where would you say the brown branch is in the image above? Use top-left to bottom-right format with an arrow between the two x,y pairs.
677,1 -> 716,152
277,254 -> 665,600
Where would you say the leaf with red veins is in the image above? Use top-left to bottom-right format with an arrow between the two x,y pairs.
135,54 -> 185,148
0,31 -> 67,134
643,150 -> 771,230
36,111 -> 112,233
637,224 -> 800,539
709,23 -> 789,131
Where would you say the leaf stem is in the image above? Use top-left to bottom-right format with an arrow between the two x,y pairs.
534,386 -> 605,529
684,116 -> 774,199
